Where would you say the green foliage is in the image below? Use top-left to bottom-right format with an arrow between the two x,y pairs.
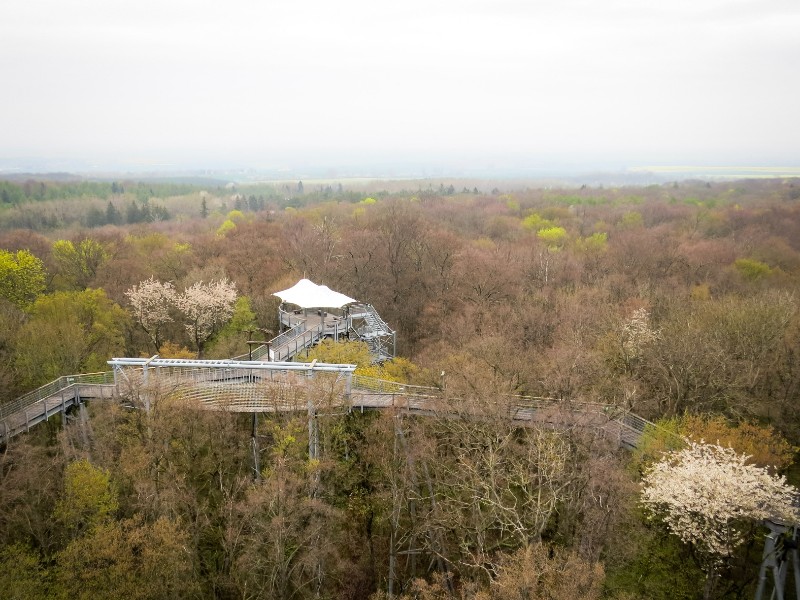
1,178 -> 799,599
603,524 -> 705,600
216,218 -> 236,237
0,249 -> 46,309
0,543 -> 48,600
227,295 -> 257,332
14,289 -> 128,387
51,238 -> 108,289
0,181 -> 27,205
301,339 -> 373,368
54,516 -> 197,600
678,414 -> 795,473
618,210 -> 643,229
733,257 -> 773,281
262,419 -> 308,470
353,356 -> 421,382
575,231 -> 608,254
206,295 -> 257,357
537,226 -> 567,248
0,179 -> 197,205
379,356 -> 419,383
545,194 -> 588,205
54,459 -> 119,535
522,213 -> 554,231
299,339 -> 421,381
629,418 -> 686,475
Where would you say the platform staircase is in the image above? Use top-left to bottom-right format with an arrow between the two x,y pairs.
271,302 -> 396,363
348,304 -> 396,362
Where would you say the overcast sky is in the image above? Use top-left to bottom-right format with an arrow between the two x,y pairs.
1,0 -> 798,173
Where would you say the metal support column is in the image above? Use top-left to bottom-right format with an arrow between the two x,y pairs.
142,354 -> 159,413
251,412 -> 261,481
755,520 -> 800,600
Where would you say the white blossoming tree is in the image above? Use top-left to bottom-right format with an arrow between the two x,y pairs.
620,307 -> 659,368
125,277 -> 177,352
174,278 -> 238,357
641,441 -> 798,597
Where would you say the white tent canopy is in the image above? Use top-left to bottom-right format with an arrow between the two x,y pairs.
273,278 -> 358,309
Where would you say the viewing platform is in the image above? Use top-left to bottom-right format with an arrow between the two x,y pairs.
268,279 -> 396,362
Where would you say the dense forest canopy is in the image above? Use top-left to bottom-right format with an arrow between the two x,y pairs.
1,176 -> 800,599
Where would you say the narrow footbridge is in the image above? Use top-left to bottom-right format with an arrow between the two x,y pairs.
1,358 -> 655,449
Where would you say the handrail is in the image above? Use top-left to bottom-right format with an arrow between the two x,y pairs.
365,304 -> 394,334
232,343 -> 272,362
350,303 -> 393,335
270,321 -> 307,350
248,344 -> 271,361
1,360 -> 661,451
0,372 -> 114,420
348,381 -> 661,444
352,375 -> 439,395
271,324 -> 323,362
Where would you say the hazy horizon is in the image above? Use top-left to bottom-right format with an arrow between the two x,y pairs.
2,0 -> 799,176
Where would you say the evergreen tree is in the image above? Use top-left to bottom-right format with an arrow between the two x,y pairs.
126,201 -> 142,224
85,207 -> 106,228
106,202 -> 122,225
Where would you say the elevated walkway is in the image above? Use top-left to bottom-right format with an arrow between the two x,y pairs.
1,359 -> 661,449
0,373 -> 115,441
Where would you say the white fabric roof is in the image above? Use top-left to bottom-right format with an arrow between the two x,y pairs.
273,278 -> 358,309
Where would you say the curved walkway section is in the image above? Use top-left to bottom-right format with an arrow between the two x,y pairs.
2,358 -> 666,449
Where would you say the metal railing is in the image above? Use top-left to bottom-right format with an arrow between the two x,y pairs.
232,343 -> 272,362
352,375 -> 439,395
1,358 -> 661,451
347,381 -> 659,447
0,372 -> 114,420
352,304 -> 393,334
271,324 -> 324,362
618,411 -> 685,446
270,321 -> 307,350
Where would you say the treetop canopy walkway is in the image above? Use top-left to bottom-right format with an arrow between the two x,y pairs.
1,356 -> 661,449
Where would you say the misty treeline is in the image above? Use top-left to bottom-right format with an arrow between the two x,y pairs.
0,178 -> 363,230
1,178 -> 800,599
